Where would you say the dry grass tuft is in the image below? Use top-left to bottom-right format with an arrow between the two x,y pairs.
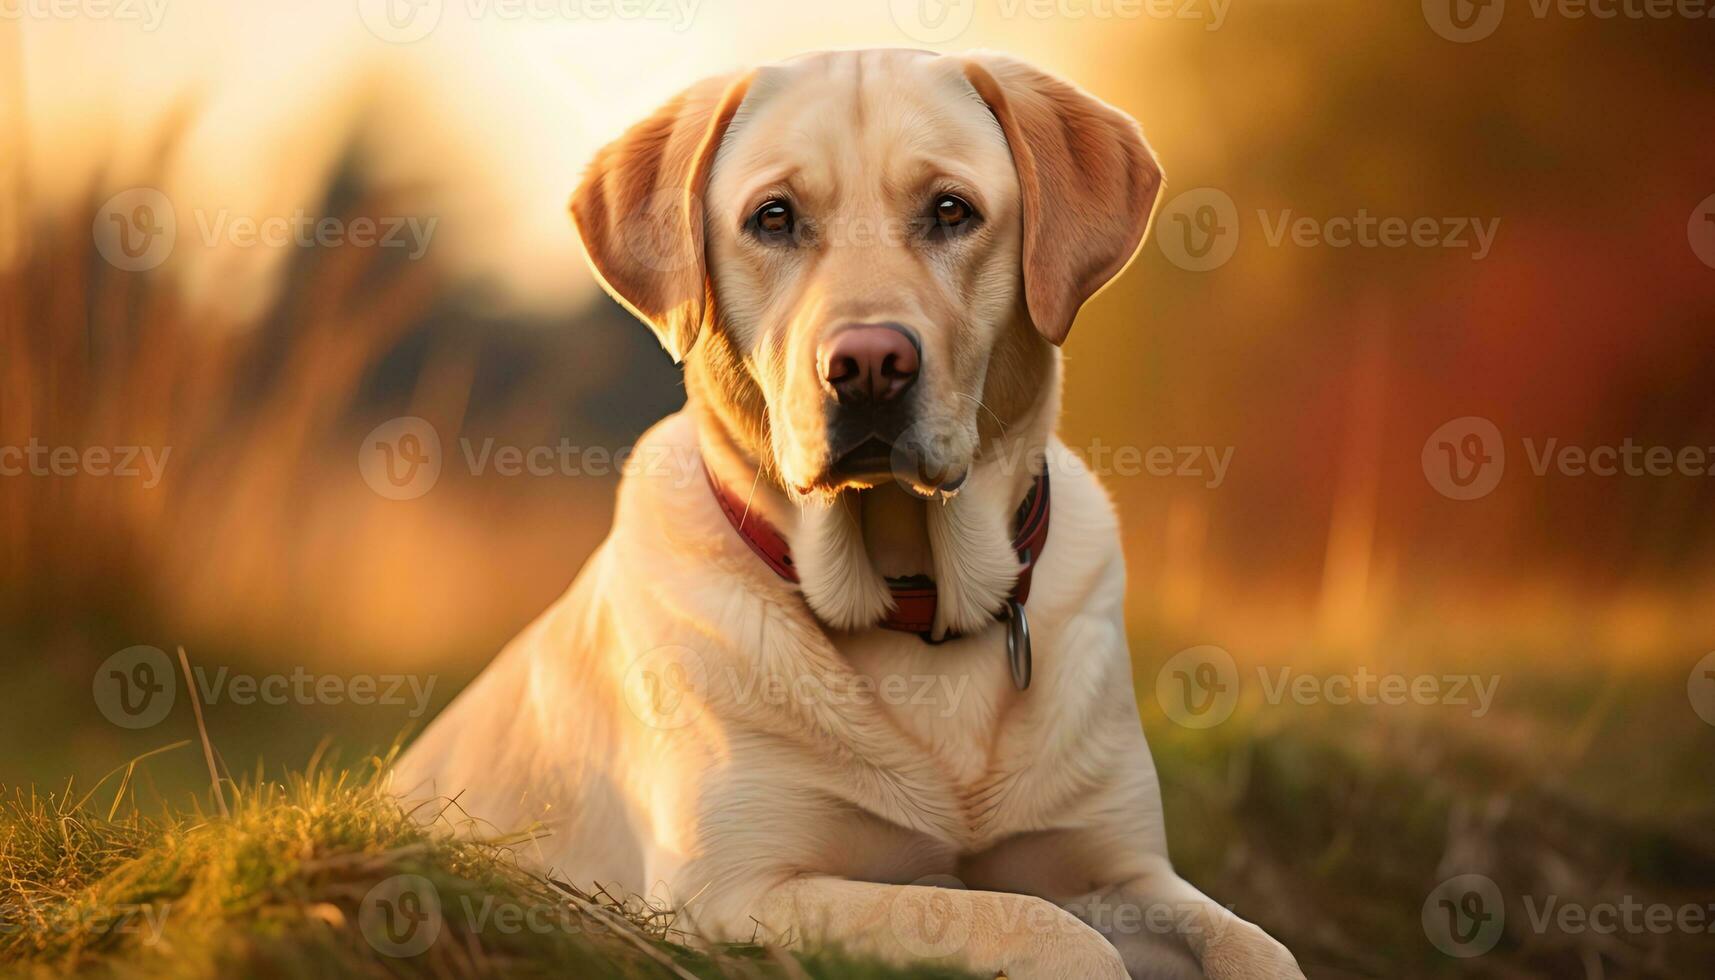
0,751 -> 973,980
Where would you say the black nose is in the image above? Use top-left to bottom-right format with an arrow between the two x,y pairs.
818,323 -> 920,404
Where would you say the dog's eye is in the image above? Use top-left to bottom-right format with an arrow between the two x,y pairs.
928,194 -> 979,238
749,200 -> 796,243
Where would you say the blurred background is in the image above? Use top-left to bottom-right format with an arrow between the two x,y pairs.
3,0 -> 1714,975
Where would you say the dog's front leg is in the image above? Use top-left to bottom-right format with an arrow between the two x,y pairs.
745,875 -> 1129,980
1064,862 -> 1304,980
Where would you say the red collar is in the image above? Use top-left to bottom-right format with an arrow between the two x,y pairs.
704,462 -> 1051,638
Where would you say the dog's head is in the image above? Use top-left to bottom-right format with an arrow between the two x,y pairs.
572,49 -> 1160,498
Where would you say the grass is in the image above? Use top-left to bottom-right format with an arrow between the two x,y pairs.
6,672 -> 1713,980
1140,663 -> 1715,979
6,650 -> 1715,978
3,624 -> 1715,978
0,749 -> 973,980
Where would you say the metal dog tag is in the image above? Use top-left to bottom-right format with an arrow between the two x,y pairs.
1003,598 -> 1031,691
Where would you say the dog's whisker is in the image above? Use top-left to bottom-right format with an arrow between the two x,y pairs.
739,465 -> 764,531
955,389 -> 1007,431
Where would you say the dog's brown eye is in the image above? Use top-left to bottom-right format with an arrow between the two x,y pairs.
751,200 -> 795,242
926,194 -> 979,240
933,195 -> 974,228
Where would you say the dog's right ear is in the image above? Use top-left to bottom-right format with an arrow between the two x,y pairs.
570,71 -> 754,363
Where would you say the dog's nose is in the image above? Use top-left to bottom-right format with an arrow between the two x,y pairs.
819,324 -> 920,404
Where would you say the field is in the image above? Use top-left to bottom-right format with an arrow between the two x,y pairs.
4,633 -> 1713,979
6,3 -> 1715,976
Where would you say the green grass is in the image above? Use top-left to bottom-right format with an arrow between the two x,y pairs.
0,749 -> 972,980
5,654 -> 1715,979
1141,668 -> 1715,979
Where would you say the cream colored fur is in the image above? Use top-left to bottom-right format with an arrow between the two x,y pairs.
394,49 -> 1303,980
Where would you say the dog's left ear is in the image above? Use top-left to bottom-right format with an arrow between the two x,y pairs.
570,71 -> 755,362
961,54 -> 1162,345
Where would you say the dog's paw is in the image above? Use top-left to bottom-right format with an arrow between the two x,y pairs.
1200,921 -> 1305,980
1003,940 -> 1129,980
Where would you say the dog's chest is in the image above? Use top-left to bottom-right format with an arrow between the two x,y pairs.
839,629 -> 1020,788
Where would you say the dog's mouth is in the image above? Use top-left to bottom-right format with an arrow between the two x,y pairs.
800,435 -> 967,499
824,436 -> 896,488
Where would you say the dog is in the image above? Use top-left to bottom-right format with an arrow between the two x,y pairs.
393,48 -> 1304,980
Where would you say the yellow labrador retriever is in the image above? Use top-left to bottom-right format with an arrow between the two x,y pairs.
395,49 -> 1303,980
